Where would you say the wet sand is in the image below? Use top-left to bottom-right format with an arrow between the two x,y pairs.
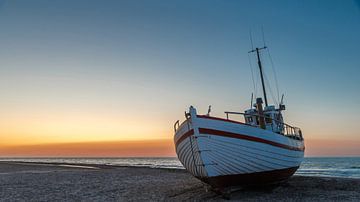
0,161 -> 359,201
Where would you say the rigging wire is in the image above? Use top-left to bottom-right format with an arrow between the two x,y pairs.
261,27 -> 280,104
261,26 -> 266,47
253,54 -> 260,99
249,29 -> 254,50
264,72 -> 279,107
247,53 -> 256,98
259,50 -> 278,106
267,48 -> 280,103
248,29 -> 260,99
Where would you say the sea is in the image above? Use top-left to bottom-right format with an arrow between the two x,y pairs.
1,157 -> 360,179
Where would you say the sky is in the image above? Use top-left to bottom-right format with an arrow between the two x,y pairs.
0,0 -> 359,157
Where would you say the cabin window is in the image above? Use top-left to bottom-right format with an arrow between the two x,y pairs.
247,117 -> 253,123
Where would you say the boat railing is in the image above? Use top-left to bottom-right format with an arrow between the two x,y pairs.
224,111 -> 303,140
174,120 -> 180,132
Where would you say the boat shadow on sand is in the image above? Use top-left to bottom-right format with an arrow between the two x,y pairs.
168,175 -> 360,201
209,180 -> 292,200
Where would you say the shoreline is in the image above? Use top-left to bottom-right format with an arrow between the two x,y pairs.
0,160 -> 188,172
1,160 -> 359,180
1,161 -> 359,201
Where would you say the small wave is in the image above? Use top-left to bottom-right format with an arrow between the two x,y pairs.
58,164 -> 100,169
133,163 -> 153,166
350,166 -> 360,169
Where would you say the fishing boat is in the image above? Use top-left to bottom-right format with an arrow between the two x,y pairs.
173,46 -> 304,189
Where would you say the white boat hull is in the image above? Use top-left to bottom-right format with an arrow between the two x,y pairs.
174,109 -> 304,188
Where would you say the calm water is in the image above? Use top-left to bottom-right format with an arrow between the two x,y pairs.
1,157 -> 360,179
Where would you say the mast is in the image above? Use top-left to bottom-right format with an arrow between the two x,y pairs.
249,46 -> 268,107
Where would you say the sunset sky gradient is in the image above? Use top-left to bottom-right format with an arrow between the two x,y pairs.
1,0 -> 360,157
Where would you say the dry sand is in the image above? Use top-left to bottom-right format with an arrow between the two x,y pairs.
0,161 -> 359,201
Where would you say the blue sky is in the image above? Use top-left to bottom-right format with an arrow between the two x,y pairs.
0,0 -> 359,146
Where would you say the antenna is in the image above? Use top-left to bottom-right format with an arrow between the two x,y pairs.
250,93 -> 254,108
249,29 -> 254,50
279,94 -> 286,110
207,105 -> 211,116
261,26 -> 266,47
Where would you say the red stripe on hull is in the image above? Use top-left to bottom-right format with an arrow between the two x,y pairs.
175,129 -> 194,148
199,128 -> 304,151
175,127 -> 304,151
201,166 -> 299,188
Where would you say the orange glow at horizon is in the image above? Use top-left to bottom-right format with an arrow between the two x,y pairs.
1,110 -> 171,146
1,138 -> 359,157
1,109 -> 360,157
305,139 -> 360,157
0,139 -> 176,157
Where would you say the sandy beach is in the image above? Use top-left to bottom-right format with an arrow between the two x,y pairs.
0,161 -> 359,201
